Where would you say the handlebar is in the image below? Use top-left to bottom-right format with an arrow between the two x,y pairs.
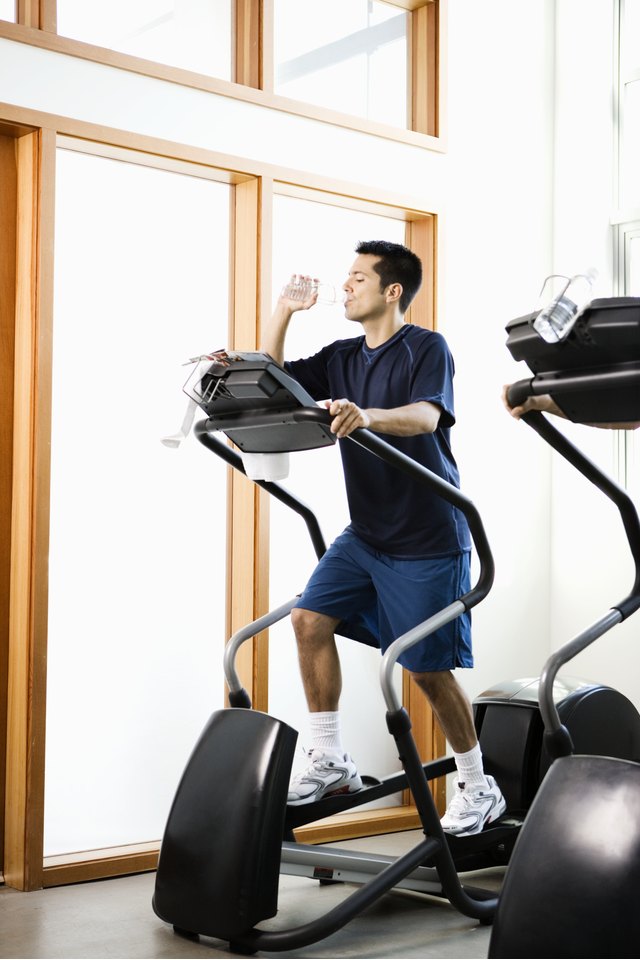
196,407 -> 495,714
508,397 -> 640,756
194,420 -> 327,560
507,364 -> 640,412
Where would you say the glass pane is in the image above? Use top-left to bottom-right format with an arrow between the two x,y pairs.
629,234 -> 640,294
274,0 -> 409,129
268,195 -> 406,806
622,80 -> 640,207
56,0 -> 232,79
0,0 -> 15,22
622,0 -> 640,70
45,149 -> 230,856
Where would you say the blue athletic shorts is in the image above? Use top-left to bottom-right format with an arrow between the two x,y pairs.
295,529 -> 473,673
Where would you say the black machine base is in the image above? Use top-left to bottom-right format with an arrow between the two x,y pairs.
153,708 -> 297,941
489,754 -> 640,959
153,674 -> 640,947
474,676 -> 640,812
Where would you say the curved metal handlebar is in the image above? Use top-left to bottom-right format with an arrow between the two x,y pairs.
507,365 -> 640,412
506,378 -> 534,408
292,409 -> 496,713
224,597 -> 299,698
196,408 -> 495,714
194,420 -> 327,560
513,405 -> 640,754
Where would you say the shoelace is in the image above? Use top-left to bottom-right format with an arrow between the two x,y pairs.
446,785 -> 472,816
292,744 -> 348,780
294,755 -> 336,782
312,758 -> 338,773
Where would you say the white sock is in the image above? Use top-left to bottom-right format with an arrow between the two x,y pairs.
309,711 -> 344,757
453,743 -> 488,789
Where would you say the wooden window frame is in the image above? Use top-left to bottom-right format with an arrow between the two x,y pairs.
1,0 -> 445,149
2,123 -> 55,893
264,185 -> 443,843
0,127 -> 19,886
0,100 -> 443,888
266,0 -> 441,138
15,1 -> 55,31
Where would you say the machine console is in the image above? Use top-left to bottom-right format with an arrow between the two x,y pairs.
505,297 -> 640,423
183,349 -> 336,453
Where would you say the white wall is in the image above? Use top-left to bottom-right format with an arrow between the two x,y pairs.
441,0 -> 556,702
549,0 -> 640,709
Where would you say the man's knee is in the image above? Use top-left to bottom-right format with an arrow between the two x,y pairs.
290,606 -> 318,640
291,607 -> 339,646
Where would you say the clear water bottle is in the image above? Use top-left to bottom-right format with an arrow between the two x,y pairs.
532,268 -> 598,343
280,274 -> 340,305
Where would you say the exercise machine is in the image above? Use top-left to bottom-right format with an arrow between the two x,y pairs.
489,297 -> 640,958
153,351 -> 503,953
152,341 -> 640,954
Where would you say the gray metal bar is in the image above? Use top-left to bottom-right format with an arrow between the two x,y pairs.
223,597 -> 299,693
380,601 -> 466,712
235,836 -> 446,953
280,841 -> 444,895
539,608 -> 623,734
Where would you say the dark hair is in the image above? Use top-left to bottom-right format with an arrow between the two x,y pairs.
355,240 -> 422,314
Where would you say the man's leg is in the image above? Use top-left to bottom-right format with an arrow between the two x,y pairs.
287,607 -> 363,805
291,607 -> 342,711
411,669 -> 476,753
412,669 -> 505,835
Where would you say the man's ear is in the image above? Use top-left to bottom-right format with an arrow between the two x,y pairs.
386,282 -> 403,304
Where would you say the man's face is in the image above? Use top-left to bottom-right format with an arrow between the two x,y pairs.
342,254 -> 388,323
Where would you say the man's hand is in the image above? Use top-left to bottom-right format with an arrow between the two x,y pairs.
278,274 -> 319,314
262,275 -> 319,364
502,385 -> 563,420
327,399 -> 440,438
502,384 -> 640,429
326,399 -> 371,438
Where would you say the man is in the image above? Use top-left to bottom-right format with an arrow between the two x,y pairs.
262,240 -> 505,836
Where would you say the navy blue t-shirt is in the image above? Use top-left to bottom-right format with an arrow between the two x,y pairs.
285,324 -> 471,558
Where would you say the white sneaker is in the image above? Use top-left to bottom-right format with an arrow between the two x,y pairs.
287,750 -> 363,806
440,776 -> 506,836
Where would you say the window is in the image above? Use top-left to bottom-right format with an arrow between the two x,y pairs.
271,0 -> 439,138
274,0 -> 410,129
0,0 -> 15,22
56,0 -> 233,78
267,191 -> 418,812
614,0 -> 640,493
44,147 -> 230,857
4,0 -> 440,144
620,0 -> 640,207
629,232 -> 640,289
619,221 -> 640,293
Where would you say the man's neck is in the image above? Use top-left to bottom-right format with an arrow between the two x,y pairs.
362,314 -> 405,349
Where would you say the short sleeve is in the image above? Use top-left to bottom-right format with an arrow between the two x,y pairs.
408,332 -> 456,428
285,349 -> 331,401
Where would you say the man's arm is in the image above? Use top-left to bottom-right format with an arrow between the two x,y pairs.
327,399 -> 441,439
261,302 -> 293,366
261,279 -> 318,365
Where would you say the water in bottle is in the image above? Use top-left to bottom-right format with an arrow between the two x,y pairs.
532,268 -> 598,343
280,275 -> 340,305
